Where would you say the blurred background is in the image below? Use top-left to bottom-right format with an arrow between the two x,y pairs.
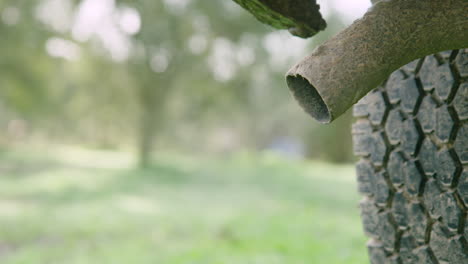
0,0 -> 372,263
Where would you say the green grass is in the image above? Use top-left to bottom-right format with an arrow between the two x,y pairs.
0,147 -> 368,264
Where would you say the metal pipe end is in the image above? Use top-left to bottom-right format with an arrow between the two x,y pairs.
284,0 -> 467,125
286,74 -> 331,124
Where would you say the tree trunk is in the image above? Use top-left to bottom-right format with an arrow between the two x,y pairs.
138,97 -> 158,168
136,76 -> 167,168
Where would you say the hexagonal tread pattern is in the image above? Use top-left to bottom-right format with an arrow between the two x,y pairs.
353,50 -> 468,264
453,82 -> 468,120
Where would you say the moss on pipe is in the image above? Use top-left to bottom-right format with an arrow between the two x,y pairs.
232,0 -> 326,38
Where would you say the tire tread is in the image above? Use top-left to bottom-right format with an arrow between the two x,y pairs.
353,50 -> 468,263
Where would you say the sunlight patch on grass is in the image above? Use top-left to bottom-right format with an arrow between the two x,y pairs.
52,145 -> 136,169
114,195 -> 161,214
0,200 -> 32,217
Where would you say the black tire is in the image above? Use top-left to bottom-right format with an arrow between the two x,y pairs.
353,49 -> 468,264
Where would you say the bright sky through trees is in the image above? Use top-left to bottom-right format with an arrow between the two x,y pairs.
37,0 -> 370,64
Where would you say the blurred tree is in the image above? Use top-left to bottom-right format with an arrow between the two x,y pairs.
0,1 -> 54,118
122,0 -> 277,166
0,0 -> 354,164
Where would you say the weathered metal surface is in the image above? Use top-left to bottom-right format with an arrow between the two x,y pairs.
286,0 -> 468,123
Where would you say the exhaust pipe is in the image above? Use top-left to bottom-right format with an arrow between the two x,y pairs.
286,0 -> 468,123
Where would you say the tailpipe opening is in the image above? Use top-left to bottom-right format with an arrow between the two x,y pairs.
286,75 -> 331,124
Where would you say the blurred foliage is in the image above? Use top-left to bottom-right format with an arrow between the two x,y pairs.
0,0 -> 353,163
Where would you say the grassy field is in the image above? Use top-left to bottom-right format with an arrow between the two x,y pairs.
0,147 -> 368,264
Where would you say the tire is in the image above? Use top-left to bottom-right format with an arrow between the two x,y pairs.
352,49 -> 468,264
